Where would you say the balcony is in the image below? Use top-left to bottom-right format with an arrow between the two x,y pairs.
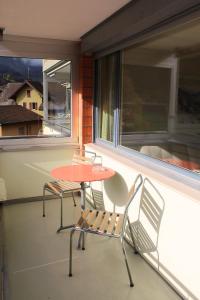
0,1 -> 200,299
0,145 -> 199,300
2,196 -> 181,300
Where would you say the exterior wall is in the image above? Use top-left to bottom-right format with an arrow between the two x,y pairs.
85,143 -> 200,300
16,87 -> 43,116
79,55 -> 94,145
0,147 -> 76,200
1,121 -> 42,136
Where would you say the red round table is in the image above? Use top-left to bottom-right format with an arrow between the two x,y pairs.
51,164 -> 115,183
51,164 -> 115,232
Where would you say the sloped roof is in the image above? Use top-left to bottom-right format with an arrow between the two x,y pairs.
0,105 -> 42,125
0,80 -> 43,102
0,82 -> 23,102
8,80 -> 43,98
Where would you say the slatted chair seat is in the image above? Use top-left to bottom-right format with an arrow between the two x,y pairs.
75,208 -> 124,237
68,174 -> 143,287
130,221 -> 157,253
45,181 -> 81,196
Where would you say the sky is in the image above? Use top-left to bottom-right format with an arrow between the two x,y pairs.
0,57 -> 43,84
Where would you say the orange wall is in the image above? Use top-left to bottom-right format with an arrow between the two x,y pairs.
79,55 -> 94,146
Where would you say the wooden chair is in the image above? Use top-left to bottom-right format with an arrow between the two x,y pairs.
42,150 -> 96,232
68,174 -> 143,287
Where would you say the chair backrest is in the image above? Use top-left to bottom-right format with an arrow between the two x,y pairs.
90,188 -> 105,210
72,149 -> 96,165
122,174 -> 143,234
134,178 -> 165,253
126,174 -> 143,212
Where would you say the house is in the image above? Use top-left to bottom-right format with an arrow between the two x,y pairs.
0,80 -> 43,116
0,82 -> 23,104
0,105 -> 42,136
0,1 -> 200,300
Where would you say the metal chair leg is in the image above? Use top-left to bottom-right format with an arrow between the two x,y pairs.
77,231 -> 86,250
82,232 -> 85,250
72,192 -> 76,207
77,232 -> 81,249
120,237 -> 134,287
128,217 -> 137,252
43,186 -> 46,217
157,249 -> 160,271
60,194 -> 63,229
69,229 -> 75,277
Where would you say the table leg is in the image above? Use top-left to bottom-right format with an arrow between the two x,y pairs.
80,182 -> 85,209
78,182 -> 86,249
57,182 -> 85,238
57,182 -> 86,236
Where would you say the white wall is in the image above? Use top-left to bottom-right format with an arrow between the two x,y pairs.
0,146 -> 75,200
86,143 -> 200,300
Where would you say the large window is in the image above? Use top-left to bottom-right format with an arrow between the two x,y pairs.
0,57 -> 72,138
95,27 -> 200,175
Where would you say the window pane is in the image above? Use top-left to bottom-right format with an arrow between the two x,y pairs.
94,23 -> 200,175
118,35 -> 200,175
44,60 -> 71,136
120,47 -> 171,147
120,64 -> 171,134
97,53 -> 118,142
0,57 -> 72,138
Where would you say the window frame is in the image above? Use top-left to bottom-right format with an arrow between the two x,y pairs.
32,102 -> 37,110
0,56 -> 78,149
95,51 -> 121,146
43,60 -> 73,139
26,89 -> 31,97
94,51 -> 200,185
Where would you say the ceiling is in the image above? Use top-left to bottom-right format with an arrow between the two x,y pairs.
0,0 -> 130,41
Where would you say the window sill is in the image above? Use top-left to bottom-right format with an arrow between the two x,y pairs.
86,142 -> 200,201
0,137 -> 79,152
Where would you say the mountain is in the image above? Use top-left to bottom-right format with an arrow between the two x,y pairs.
0,57 -> 42,85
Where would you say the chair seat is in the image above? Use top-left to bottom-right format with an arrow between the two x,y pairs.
45,181 -> 81,195
130,221 -> 157,253
75,208 -> 124,237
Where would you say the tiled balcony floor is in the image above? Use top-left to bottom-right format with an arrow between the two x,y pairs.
2,197 -> 181,300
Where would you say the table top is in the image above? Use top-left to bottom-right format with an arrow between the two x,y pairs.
51,164 -> 115,183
